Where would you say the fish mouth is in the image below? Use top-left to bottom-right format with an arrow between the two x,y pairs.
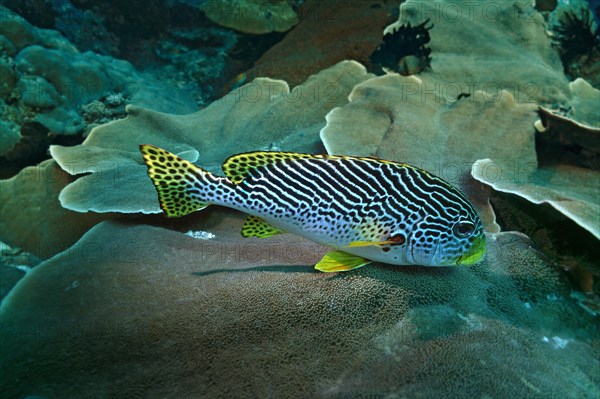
455,235 -> 487,265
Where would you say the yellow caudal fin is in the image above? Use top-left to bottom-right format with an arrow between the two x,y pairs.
315,251 -> 372,272
140,144 -> 218,218
241,215 -> 285,238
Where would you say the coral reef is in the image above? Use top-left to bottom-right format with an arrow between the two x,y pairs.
472,159 -> 599,239
473,79 -> 600,239
0,160 -> 115,258
0,0 -> 599,397
50,142 -> 199,214
0,61 -> 372,259
3,0 -> 118,55
152,27 -> 238,107
50,0 -> 119,55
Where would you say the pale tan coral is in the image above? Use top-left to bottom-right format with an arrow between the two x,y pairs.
321,0 -> 600,237
390,0 -> 570,104
0,160 -> 114,258
567,79 -> 600,128
473,81 -> 600,239
200,0 -> 299,34
49,144 -> 199,214
473,159 -> 600,239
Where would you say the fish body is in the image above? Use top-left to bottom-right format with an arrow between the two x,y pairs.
140,145 -> 486,272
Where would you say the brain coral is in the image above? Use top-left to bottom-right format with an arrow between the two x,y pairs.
0,214 -> 597,398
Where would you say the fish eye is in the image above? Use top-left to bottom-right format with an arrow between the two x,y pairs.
453,221 -> 475,238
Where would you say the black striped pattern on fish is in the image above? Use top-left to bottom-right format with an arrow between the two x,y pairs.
234,157 -> 480,242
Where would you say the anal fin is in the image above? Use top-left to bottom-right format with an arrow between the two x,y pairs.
241,215 -> 285,238
315,251 -> 371,272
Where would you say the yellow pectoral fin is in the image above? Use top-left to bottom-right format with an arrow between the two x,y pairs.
315,251 -> 372,272
346,240 -> 397,248
241,215 -> 285,238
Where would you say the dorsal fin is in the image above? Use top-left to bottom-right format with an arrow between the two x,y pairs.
222,151 -> 419,184
222,151 -> 317,184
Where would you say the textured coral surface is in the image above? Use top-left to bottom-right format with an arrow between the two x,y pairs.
2,217 -> 598,398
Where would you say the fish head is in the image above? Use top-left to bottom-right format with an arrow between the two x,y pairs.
406,211 -> 486,267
